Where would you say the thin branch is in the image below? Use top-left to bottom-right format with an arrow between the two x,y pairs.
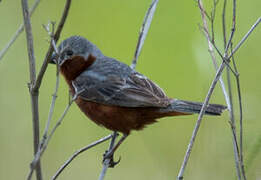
21,0 -> 36,84
177,1 -> 260,180
200,5 -> 242,178
27,2 -> 71,178
52,134 -> 113,180
210,0 -> 219,42
198,2 -> 230,110
27,92 -> 80,180
226,65 -> 242,179
0,0 -> 41,61
21,0 -> 42,180
231,44 -> 246,180
33,0 -> 72,91
32,23 -> 60,179
229,17 -> 261,59
222,0 -> 242,179
41,22 -> 60,144
177,60 -> 227,180
197,8 -> 243,178
224,0 -> 236,53
228,120 -> 242,176
99,132 -> 119,180
199,17 -> 237,76
130,0 -> 159,69
222,0 -> 227,47
177,0 -> 242,178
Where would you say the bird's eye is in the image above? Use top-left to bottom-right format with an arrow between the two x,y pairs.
66,50 -> 73,56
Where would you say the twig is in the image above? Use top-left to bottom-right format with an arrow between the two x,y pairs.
222,0 -> 242,179
177,1 -> 260,179
21,0 -> 36,84
224,0 -> 236,53
209,0 -> 219,42
41,22 -> 60,145
52,134 -> 113,180
27,92 -> 80,180
226,64 -> 242,180
33,23 -> 60,178
198,1 -> 230,109
33,0 -> 71,91
229,17 -> 261,59
199,18 -> 237,76
227,110 -> 243,180
130,0 -> 159,69
21,0 -> 42,180
177,55 -> 227,180
222,0 -> 227,48
198,7 -> 243,178
200,4 -> 242,178
0,0 -> 41,61
178,0 -> 245,178
231,44 -> 246,180
99,132 -> 119,180
26,1 -> 71,179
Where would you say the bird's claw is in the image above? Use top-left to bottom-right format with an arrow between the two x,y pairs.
103,150 -> 121,168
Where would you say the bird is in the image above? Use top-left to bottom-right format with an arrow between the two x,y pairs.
50,36 -> 226,167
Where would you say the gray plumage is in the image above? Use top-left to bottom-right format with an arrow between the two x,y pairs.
54,36 -> 226,115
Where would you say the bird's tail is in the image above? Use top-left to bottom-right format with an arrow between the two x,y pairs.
159,99 -> 227,116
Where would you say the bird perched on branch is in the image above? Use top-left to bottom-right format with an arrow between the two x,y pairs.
50,36 -> 226,167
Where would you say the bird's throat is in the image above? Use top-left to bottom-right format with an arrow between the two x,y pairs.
60,55 -> 96,92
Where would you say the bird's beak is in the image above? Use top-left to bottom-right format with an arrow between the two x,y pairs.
49,52 -> 57,64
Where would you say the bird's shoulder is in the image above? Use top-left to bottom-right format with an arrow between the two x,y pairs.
72,56 -> 170,107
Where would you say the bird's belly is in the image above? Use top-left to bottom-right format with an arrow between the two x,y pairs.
75,97 -> 159,134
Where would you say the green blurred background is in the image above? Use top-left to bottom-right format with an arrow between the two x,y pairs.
0,0 -> 260,179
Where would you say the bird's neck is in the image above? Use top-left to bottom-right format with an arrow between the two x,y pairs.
60,55 -> 96,92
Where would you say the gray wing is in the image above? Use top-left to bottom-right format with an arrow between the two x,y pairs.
72,57 -> 171,108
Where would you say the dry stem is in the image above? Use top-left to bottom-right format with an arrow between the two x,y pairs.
21,0 -> 42,179
53,134 -> 113,180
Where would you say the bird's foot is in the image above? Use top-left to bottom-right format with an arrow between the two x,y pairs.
103,150 -> 121,168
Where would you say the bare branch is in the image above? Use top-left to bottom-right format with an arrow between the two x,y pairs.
231,43 -> 246,180
0,0 -> 41,61
197,2 -> 230,110
33,0 -> 72,91
178,1 -> 261,179
224,0 -> 236,53
177,0 -> 243,178
199,5 -> 244,178
228,119 -> 242,176
26,1 -> 71,178
199,10 -> 237,76
21,0 -> 36,84
222,0 -> 242,179
229,17 -> 260,59
99,132 -> 119,180
177,60 -> 227,180
27,92 -> 80,180
21,0 -> 42,179
130,0 -> 159,69
222,0 -> 227,47
41,22 -> 60,143
210,0 -> 219,42
198,8 -> 243,178
52,134 -> 113,180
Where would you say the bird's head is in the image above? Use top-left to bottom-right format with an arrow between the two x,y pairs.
50,36 -> 103,65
